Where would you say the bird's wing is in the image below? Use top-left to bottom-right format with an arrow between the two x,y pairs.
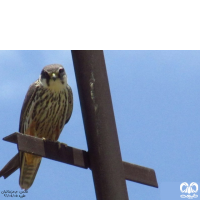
18,80 -> 42,190
19,81 -> 38,133
0,153 -> 20,179
65,84 -> 73,124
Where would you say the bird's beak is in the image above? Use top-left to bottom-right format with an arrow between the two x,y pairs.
51,73 -> 57,81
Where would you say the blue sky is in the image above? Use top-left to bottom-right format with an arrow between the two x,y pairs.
0,51 -> 199,200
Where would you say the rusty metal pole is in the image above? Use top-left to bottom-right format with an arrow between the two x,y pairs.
71,50 -> 129,200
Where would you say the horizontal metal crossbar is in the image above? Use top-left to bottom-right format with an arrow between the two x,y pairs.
0,133 -> 158,188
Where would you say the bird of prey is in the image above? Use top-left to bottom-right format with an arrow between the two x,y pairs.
18,64 -> 73,190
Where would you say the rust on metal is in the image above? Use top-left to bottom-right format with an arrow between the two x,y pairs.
72,50 -> 129,200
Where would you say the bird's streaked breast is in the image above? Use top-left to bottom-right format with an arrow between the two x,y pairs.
23,84 -> 69,141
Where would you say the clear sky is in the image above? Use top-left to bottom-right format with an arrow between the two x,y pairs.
0,51 -> 199,200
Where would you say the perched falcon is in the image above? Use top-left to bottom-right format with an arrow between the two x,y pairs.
19,64 -> 73,190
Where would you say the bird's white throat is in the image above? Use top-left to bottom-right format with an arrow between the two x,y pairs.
39,75 -> 67,92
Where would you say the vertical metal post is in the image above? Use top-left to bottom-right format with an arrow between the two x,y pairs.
71,50 -> 129,200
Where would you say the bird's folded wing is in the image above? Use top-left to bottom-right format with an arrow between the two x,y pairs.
0,153 -> 20,179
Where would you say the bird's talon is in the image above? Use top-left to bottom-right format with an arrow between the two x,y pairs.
62,143 -> 68,147
58,142 -> 68,149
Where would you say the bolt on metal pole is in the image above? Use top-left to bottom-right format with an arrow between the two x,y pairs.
71,50 -> 129,200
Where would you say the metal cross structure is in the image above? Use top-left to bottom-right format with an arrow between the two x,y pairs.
0,50 -> 158,200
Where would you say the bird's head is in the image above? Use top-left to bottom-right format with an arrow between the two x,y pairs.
39,64 -> 67,91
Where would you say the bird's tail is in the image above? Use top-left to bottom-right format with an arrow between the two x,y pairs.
0,153 -> 20,179
19,152 -> 41,190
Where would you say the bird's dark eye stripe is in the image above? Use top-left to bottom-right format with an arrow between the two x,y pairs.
41,70 -> 49,79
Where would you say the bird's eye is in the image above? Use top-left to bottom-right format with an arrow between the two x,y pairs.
59,68 -> 64,73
